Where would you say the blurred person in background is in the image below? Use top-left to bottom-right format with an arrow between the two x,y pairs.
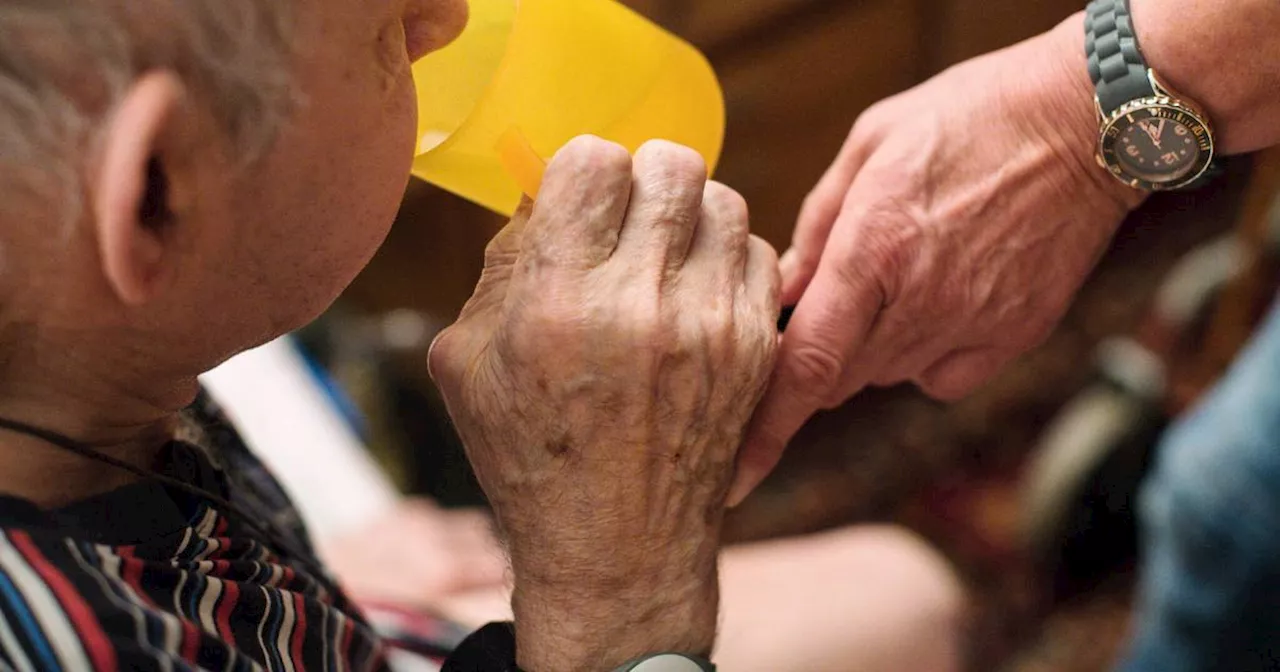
0,1 -> 961,671
727,0 -> 1280,669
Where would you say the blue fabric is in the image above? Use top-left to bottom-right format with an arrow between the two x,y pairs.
288,336 -> 370,442
1120,301 -> 1280,671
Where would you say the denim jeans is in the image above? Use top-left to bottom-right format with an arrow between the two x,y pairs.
1119,302 -> 1280,671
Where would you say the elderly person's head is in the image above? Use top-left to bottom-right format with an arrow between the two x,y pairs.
0,0 -> 465,412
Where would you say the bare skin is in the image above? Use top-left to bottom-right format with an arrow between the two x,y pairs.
3,0 -> 779,668
431,137 -> 781,671
733,0 -> 1280,504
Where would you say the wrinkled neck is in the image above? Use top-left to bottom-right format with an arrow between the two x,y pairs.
0,334 -> 198,509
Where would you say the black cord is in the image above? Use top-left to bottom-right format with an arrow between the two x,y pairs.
0,414 -> 480,662
0,415 -> 338,593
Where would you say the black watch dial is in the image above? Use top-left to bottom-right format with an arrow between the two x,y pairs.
1099,102 -> 1214,191
1115,117 -> 1199,181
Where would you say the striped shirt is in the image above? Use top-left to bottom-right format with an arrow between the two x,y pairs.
0,395 -> 395,672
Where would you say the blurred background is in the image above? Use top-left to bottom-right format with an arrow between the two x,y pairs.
229,2 -> 1280,670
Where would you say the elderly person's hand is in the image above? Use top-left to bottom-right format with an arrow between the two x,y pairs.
729,16 -> 1146,504
429,136 -> 781,670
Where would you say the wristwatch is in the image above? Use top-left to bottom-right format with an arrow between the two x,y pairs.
443,623 -> 716,672
1085,0 -> 1216,191
614,654 -> 716,672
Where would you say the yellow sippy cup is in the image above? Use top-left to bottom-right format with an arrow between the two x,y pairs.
410,0 -> 726,216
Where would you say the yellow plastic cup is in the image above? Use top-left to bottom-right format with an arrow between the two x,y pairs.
410,0 -> 726,216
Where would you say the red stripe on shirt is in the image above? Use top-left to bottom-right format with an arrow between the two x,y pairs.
115,547 -> 157,609
291,592 -> 308,672
339,609 -> 356,670
9,532 -> 118,672
116,546 -> 201,664
179,619 -> 201,661
214,577 -> 240,643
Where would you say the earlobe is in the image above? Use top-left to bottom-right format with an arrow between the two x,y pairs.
92,71 -> 186,306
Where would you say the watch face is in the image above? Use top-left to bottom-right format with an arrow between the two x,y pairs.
1099,101 -> 1214,191
1115,118 -> 1198,180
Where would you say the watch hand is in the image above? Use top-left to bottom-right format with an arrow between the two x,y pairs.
1140,120 -> 1164,148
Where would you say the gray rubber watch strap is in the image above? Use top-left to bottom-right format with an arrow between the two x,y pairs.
1085,0 -> 1155,115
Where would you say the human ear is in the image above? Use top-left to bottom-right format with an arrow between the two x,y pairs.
92,70 -> 192,306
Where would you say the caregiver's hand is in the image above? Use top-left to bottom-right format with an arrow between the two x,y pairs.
730,15 -> 1144,505
430,136 -> 781,671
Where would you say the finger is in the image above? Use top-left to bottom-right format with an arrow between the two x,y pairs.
781,132 -> 875,305
523,135 -> 633,269
683,181 -> 750,291
862,315 -> 957,388
428,201 -> 533,383
915,346 -> 1008,401
744,235 -> 782,322
455,199 -> 532,323
614,140 -> 708,276
729,232 -> 887,507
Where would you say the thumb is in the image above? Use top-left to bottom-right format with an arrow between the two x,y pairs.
429,199 -> 533,383
729,236 -> 885,506
728,365 -> 817,508
454,198 -> 532,324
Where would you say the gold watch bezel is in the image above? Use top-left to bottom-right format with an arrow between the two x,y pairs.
1095,70 -> 1216,192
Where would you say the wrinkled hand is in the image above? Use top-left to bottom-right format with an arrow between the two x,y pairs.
429,136 -> 780,670
731,15 -> 1145,504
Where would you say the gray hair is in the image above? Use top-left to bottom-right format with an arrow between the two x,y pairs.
0,0 -> 296,224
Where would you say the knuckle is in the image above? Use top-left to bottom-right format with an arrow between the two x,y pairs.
866,222 -> 916,272
703,181 -> 750,234
836,219 -> 917,299
637,140 -> 708,183
561,135 -> 632,177
427,327 -> 463,384
917,374 -> 974,402
783,342 -> 848,405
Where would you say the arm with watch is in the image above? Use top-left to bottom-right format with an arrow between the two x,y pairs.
431,1 -> 1279,667
731,0 -> 1280,505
